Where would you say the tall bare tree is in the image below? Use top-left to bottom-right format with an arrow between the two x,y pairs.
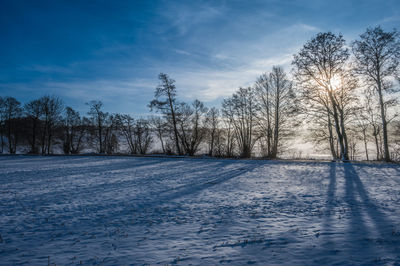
352,26 -> 400,161
87,100 -> 108,153
1,97 -> 22,154
222,87 -> 259,158
104,114 -> 118,155
38,96 -> 63,155
205,107 -> 220,156
354,105 -> 371,161
255,66 -> 297,158
178,99 -> 208,156
62,107 -> 88,154
24,99 -> 43,154
292,32 -> 352,161
0,97 -> 5,153
149,73 -> 182,155
116,114 -> 136,154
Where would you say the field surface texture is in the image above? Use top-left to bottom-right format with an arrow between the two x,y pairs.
0,156 -> 400,265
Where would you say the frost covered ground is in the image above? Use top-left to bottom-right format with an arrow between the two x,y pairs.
0,156 -> 400,265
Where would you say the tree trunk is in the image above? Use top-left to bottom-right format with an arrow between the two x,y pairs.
168,96 -> 181,155
362,129 -> 369,161
376,79 -> 391,161
31,119 -> 37,154
327,113 -> 337,159
272,89 -> 280,159
373,127 -> 380,160
0,128 -> 4,153
328,92 -> 348,161
158,131 -> 165,154
339,108 -> 349,161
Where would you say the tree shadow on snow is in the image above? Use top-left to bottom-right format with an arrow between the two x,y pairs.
140,161 -> 263,208
320,162 -> 337,252
314,163 -> 399,265
342,163 -> 398,262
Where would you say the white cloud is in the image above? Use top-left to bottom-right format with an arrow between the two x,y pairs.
173,49 -> 192,56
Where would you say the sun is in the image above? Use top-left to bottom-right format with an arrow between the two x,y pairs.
329,76 -> 341,91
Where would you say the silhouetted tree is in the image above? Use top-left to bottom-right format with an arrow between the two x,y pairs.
149,116 -> 168,154
354,101 -> 371,161
223,87 -> 259,158
115,114 -> 136,154
87,100 -> 108,153
1,97 -> 22,154
205,107 -> 220,156
134,118 -> 153,155
255,66 -> 298,158
38,96 -> 64,154
221,99 -> 237,157
149,73 -> 182,155
352,26 -> 400,161
178,99 -> 208,156
293,32 -> 352,161
62,107 -> 88,154
0,97 -> 5,153
24,99 -> 43,154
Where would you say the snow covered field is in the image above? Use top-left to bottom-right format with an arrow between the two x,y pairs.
0,156 -> 400,265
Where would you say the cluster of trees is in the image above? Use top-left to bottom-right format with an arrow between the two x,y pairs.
293,26 -> 400,162
0,97 -> 154,155
149,26 -> 400,161
148,68 -> 297,158
1,26 -> 399,161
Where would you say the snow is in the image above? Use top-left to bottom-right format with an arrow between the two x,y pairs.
0,156 -> 400,265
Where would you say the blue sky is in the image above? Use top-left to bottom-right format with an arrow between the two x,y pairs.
1,0 -> 399,115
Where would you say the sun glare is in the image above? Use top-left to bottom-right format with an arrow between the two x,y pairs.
329,76 -> 341,90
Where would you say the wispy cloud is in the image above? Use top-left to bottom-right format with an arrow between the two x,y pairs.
378,15 -> 400,24
172,53 -> 294,102
159,2 -> 225,36
20,64 -> 73,74
173,49 -> 191,56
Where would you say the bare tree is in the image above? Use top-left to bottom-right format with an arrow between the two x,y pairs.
222,114 -> 236,157
115,114 -> 153,155
149,116 -> 168,154
255,66 -> 297,158
352,26 -> 400,161
392,121 -> 400,161
62,107 -> 88,154
205,107 -> 220,156
87,100 -> 108,153
0,97 -> 5,153
222,87 -> 259,158
292,32 -> 353,161
38,96 -> 64,155
347,127 -> 359,161
178,99 -> 208,156
24,99 -> 43,154
115,114 -> 136,154
104,114 -> 118,155
149,73 -> 182,155
306,113 -> 339,159
354,108 -> 371,161
134,118 -> 153,155
364,88 -> 385,160
219,101 -> 236,157
1,97 -> 22,154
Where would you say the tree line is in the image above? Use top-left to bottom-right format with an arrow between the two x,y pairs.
1,26 -> 399,161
